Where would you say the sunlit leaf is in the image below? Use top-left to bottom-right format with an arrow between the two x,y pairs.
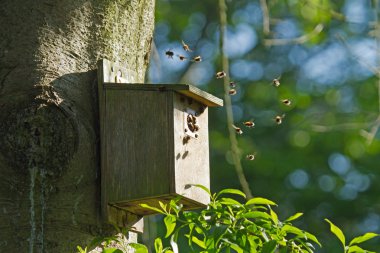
219,197 -> 243,206
185,235 -> 206,249
282,224 -> 305,237
129,243 -> 149,253
347,245 -> 373,253
164,215 -> 176,238
325,219 -> 345,249
216,188 -> 246,199
230,242 -> 244,253
243,211 -> 272,220
76,246 -> 87,253
154,238 -> 163,253
159,201 -> 167,212
305,231 -> 322,247
284,212 -> 304,222
270,209 -> 278,225
349,232 -> 379,246
247,235 -> 258,252
246,197 -> 277,206
140,204 -> 165,214
190,184 -> 212,196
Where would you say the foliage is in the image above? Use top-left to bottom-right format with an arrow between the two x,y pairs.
141,186 -> 320,253
76,232 -> 148,253
325,219 -> 379,253
78,187 -> 379,253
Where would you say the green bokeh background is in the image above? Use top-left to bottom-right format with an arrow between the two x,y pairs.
144,0 -> 380,252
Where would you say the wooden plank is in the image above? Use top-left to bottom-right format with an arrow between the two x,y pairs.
103,83 -> 223,107
99,59 -> 138,83
104,89 -> 174,203
113,195 -> 206,216
173,93 -> 210,206
98,59 -> 144,229
107,205 -> 144,233
97,60 -> 108,220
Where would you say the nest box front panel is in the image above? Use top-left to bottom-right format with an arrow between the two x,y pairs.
104,89 -> 174,205
173,93 -> 210,206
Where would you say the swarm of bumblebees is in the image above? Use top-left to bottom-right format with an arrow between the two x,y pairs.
164,40 -> 294,162
165,40 -> 202,63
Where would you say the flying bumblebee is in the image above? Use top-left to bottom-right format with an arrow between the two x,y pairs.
182,40 -> 193,52
165,49 -> 174,59
216,71 -> 226,79
232,124 -> 243,134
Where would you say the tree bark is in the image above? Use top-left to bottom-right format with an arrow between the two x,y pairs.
0,0 -> 155,252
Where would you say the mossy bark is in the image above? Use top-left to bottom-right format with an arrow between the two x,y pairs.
0,0 -> 155,252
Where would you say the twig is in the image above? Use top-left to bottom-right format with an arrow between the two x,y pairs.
362,115 -> 380,145
260,0 -> 270,35
264,24 -> 324,47
311,122 -> 370,133
218,0 -> 253,199
336,34 -> 380,77
364,0 -> 380,145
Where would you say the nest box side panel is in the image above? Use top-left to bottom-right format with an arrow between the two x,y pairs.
172,93 -> 210,205
103,89 -> 174,206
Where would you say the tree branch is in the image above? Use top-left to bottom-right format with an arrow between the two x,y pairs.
260,0 -> 270,35
218,0 -> 253,199
264,24 -> 324,47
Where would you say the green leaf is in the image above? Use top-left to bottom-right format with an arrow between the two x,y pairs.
191,184 -> 212,196
325,219 -> 346,249
247,235 -> 258,252
186,235 -> 206,249
216,188 -> 246,199
305,231 -> 322,247
261,240 -> 277,253
164,215 -> 177,238
282,224 -> 305,238
154,238 -> 163,253
270,209 -> 278,225
219,197 -> 243,206
230,243 -> 244,253
159,201 -> 167,212
103,248 -> 123,253
76,246 -> 87,253
347,245 -> 371,253
244,211 -> 272,220
140,203 -> 165,214
246,197 -> 277,206
284,212 -> 304,222
349,232 -> 379,246
205,236 -> 215,249
129,243 -> 148,253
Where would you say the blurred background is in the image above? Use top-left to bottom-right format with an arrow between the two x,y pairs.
144,0 -> 380,252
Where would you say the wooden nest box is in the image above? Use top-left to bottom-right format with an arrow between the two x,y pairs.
97,60 -> 223,223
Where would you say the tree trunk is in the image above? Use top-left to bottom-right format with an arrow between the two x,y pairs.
0,0 -> 155,252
